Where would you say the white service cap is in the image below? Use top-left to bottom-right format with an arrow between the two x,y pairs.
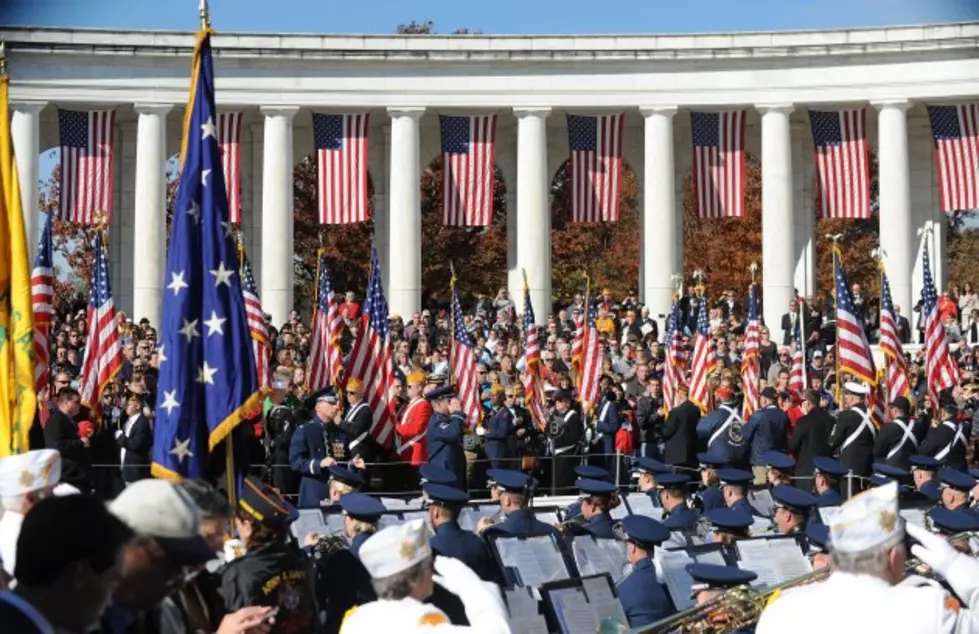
0,449 -> 61,497
829,481 -> 903,554
359,518 -> 431,580
844,381 -> 870,396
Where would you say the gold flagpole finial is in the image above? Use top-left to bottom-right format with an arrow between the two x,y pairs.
871,247 -> 888,271
521,268 -> 529,291
449,261 -> 457,287
748,261 -> 758,284
199,0 -> 210,29
692,269 -> 706,296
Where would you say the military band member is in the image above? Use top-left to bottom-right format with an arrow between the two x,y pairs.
910,455 -> 943,502
756,481 -> 979,634
340,493 -> 385,557
425,386 -> 466,491
694,453 -> 728,512
718,469 -> 759,517
657,473 -> 698,531
939,469 -> 977,515
926,507 -> 979,553
289,387 -> 363,508
615,515 -> 674,628
762,451 -> 795,486
804,523 -> 831,570
703,508 -> 753,543
266,372 -> 300,496
481,385 -> 514,470
571,478 -> 621,539
871,463 -> 910,487
420,464 -> 460,488
424,483 -> 494,581
743,387 -> 789,485
0,449 -> 61,578
593,388 -> 623,471
325,465 -> 365,505
920,400 -> 969,471
812,456 -> 848,507
770,485 -> 818,535
478,470 -> 558,538
564,465 -> 611,519
342,378 -> 378,464
686,563 -> 757,605
873,396 -> 920,471
829,382 -> 876,483
221,477 -> 319,634
697,387 -> 745,464
550,391 -> 584,493
633,457 -> 673,495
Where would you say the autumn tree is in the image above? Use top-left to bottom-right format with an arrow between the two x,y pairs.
39,163 -> 95,302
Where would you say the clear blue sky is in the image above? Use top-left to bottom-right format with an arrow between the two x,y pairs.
3,0 -> 978,34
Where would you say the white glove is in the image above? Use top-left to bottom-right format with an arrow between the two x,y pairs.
907,522 -> 979,608
432,556 -> 509,634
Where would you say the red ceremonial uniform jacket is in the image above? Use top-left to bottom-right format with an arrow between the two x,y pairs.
396,397 -> 432,466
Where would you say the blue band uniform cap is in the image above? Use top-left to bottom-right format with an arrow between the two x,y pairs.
576,478 -> 617,496
910,455 -> 943,471
575,465 -> 612,481
872,463 -> 909,481
697,452 -> 728,468
927,507 -> 979,535
969,468 -> 979,480
419,464 -> 457,486
813,456 -> 848,477
327,465 -> 364,488
868,474 -> 893,487
311,386 -> 340,405
685,563 -> 757,597
704,508 -> 754,531
938,468 -> 977,492
422,483 -> 470,508
806,523 -> 830,553
762,451 -> 796,470
619,515 -> 671,547
771,485 -> 819,513
425,385 -> 455,402
492,469 -> 533,493
633,457 -> 673,475
717,469 -> 754,486
652,473 -> 689,490
339,492 -> 386,521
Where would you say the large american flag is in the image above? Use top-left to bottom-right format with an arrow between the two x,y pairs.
879,270 -> 911,401
688,297 -> 717,413
238,240 -> 271,391
921,243 -> 961,408
577,300 -> 602,408
345,246 -> 395,447
440,115 -> 497,226
662,297 -> 687,414
567,114 -> 625,223
57,109 -> 115,224
31,215 -> 54,394
834,250 -> 877,386
307,252 -> 344,391
740,284 -> 761,417
927,104 -> 979,213
313,113 -> 370,224
218,111 -> 243,224
690,111 -> 746,218
809,109 -> 870,219
78,230 -> 123,408
788,314 -> 806,402
450,284 -> 482,430
521,285 -> 548,432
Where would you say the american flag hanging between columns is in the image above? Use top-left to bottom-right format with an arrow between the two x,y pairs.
567,113 -> 624,223
440,115 -> 497,226
313,112 -> 370,224
57,109 -> 116,224
218,111 -> 243,224
690,110 -> 746,218
809,109 -> 870,219
927,104 -> 979,213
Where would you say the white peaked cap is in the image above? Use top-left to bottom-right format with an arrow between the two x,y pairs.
359,518 -> 431,579
830,481 -> 903,553
0,449 -> 61,497
844,381 -> 870,396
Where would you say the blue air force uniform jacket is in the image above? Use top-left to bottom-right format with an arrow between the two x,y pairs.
288,418 -> 353,508
484,406 -> 514,468
430,522 -> 495,581
617,558 -> 675,628
426,411 -> 466,490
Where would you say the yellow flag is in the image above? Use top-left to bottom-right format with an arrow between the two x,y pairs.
0,72 -> 37,457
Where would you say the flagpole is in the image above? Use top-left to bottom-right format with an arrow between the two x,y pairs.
449,261 -> 456,388
873,247 -> 886,401
827,233 -> 843,406
798,299 -> 807,391
579,272 -> 591,393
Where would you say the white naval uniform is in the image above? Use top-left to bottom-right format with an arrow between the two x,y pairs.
0,511 -> 24,578
757,563 -> 979,634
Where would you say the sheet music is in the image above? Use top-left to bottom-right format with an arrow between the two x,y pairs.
505,587 -> 539,618
495,536 -> 570,588
572,537 -> 629,583
663,531 -> 690,550
610,503 -> 629,520
290,509 -> 326,543
535,512 -> 560,527
654,549 -> 696,610
581,576 -> 615,604
900,508 -> 926,527
508,615 -> 550,634
749,517 -> 773,536
818,506 -> 841,525
548,587 -> 592,634
694,549 -> 728,566
591,600 -> 628,627
559,601 -> 600,634
324,514 -> 346,536
624,493 -> 657,517
768,538 -> 812,579
748,489 -> 775,517
737,538 -> 812,589
377,514 -> 401,531
381,497 -> 409,511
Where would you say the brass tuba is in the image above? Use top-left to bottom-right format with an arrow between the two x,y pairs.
597,565 -> 831,634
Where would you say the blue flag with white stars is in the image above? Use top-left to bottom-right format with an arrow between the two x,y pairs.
152,31 -> 263,480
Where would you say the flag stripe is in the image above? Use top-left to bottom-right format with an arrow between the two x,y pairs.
811,109 -> 870,219
450,284 -> 482,429
741,285 -> 761,417
315,113 -> 370,224
441,115 -> 497,226
79,231 -> 123,407
921,244 -> 961,407
691,110 -> 746,218
218,112 -> 243,224
58,109 -> 115,225
308,254 -> 344,390
928,103 -> 979,212
31,215 -> 54,394
567,113 -> 624,223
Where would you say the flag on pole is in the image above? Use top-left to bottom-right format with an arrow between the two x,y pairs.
345,246 -> 395,447
571,307 -> 585,378
0,67 -> 36,456
521,284 -> 548,432
809,109 -> 870,219
741,284 -> 761,417
313,112 -> 370,224
57,109 -> 115,224
450,282 -> 482,430
879,270 -> 911,402
688,297 -> 717,413
577,300 -> 602,409
834,249 -> 877,386
788,317 -> 806,402
926,104 -> 979,213
690,110 -> 746,218
218,111 -> 242,223
662,297 -> 687,414
440,115 -> 497,227
921,243 -> 961,408
567,114 -> 625,223
152,29 -> 265,479
78,229 -> 123,409
307,252 -> 344,391
238,240 -> 271,391
31,215 -> 54,394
